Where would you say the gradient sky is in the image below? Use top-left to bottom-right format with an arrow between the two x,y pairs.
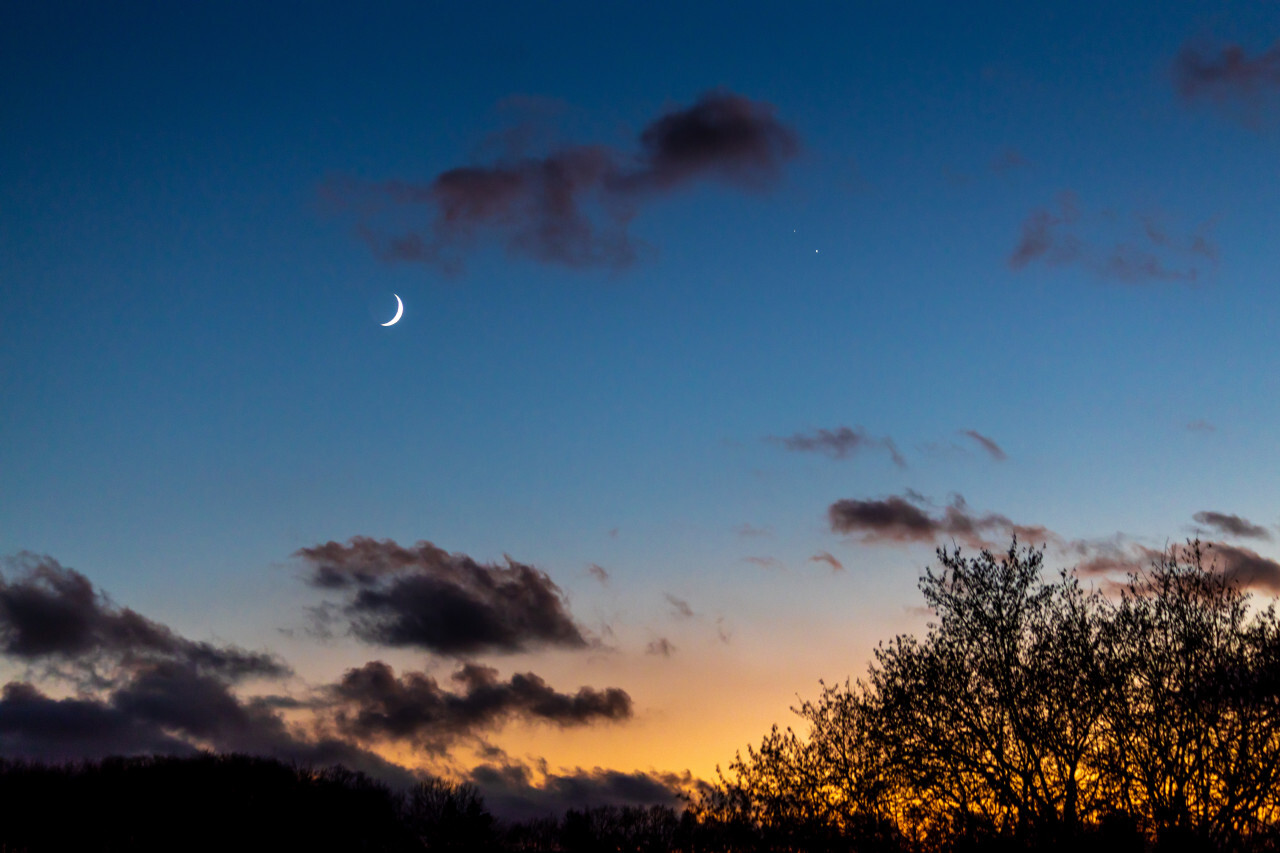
5,0 -> 1280,817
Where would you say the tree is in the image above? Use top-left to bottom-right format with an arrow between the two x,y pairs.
696,539 -> 1280,852
401,776 -> 498,852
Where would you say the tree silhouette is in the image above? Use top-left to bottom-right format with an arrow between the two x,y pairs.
400,776 -> 498,852
695,540 -> 1280,852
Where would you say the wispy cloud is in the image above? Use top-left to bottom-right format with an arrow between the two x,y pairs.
645,637 -> 676,657
329,90 -> 798,273
809,552 -> 844,572
958,429 -> 1007,461
1174,39 -> 1280,120
1009,191 -> 1216,283
769,425 -> 906,467
663,593 -> 694,620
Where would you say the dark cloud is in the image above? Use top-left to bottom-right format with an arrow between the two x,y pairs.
769,426 -> 906,467
663,594 -> 694,620
333,90 -> 797,273
587,564 -> 609,584
645,638 -> 676,657
959,429 -> 1007,461
296,538 -> 589,656
0,554 -> 289,684
1009,192 -> 1215,283
809,552 -> 844,572
828,494 -> 1054,548
0,681 -> 193,762
1192,511 -> 1272,541
1072,539 -> 1280,595
1174,40 -> 1280,107
0,666 -> 418,789
468,760 -> 691,822
625,91 -> 798,192
327,661 -> 630,750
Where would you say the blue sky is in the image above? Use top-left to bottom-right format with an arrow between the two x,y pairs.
4,0 -> 1280,810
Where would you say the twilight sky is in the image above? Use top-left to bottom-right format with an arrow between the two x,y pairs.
4,0 -> 1280,818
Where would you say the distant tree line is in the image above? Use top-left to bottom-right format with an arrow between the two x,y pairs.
0,753 -> 698,852
691,541 -> 1280,852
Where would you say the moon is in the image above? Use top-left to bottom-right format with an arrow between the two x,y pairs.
381,294 -> 404,327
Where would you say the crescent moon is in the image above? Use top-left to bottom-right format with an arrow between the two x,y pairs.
381,294 -> 404,327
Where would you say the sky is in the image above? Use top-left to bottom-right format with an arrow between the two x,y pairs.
4,0 -> 1280,819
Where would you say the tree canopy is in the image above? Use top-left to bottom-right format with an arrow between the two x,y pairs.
693,541 -> 1280,852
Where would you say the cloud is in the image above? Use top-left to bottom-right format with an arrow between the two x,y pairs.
327,661 -> 630,750
1009,192 -> 1215,283
743,556 -> 784,570
769,426 -> 906,467
1192,511 -> 1272,541
1071,539 -> 1280,595
828,493 -> 1055,548
0,554 -> 289,685
809,552 -> 844,572
959,429 -> 1007,461
1174,40 -> 1280,108
0,666 -> 417,788
333,90 -> 797,273
645,638 -> 676,657
295,538 -> 589,656
990,147 -> 1029,173
1186,419 -> 1216,434
467,760 -> 691,822
663,594 -> 694,620
587,564 -> 610,584
0,680 -> 194,762
733,523 -> 771,538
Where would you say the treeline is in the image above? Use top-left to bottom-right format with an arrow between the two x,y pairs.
692,541 -> 1280,852
0,753 -> 701,852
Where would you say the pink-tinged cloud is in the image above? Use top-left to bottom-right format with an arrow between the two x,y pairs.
1009,192 -> 1216,284
828,493 -> 1055,549
333,90 -> 798,273
809,552 -> 844,572
959,429 -> 1007,461
1174,40 -> 1280,103
1072,538 -> 1280,595
770,425 -> 906,467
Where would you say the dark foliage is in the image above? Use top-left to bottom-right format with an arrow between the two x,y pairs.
0,752 -> 417,852
692,541 -> 1280,852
